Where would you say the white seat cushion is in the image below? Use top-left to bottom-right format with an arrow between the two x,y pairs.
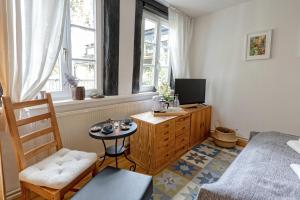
19,148 -> 97,189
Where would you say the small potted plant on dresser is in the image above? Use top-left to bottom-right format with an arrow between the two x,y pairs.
65,73 -> 85,100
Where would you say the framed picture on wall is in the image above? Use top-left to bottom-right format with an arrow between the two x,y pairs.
245,30 -> 273,60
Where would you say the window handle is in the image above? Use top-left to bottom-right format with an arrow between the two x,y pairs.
63,48 -> 68,62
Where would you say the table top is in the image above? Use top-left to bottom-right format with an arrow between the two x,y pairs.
89,121 -> 137,140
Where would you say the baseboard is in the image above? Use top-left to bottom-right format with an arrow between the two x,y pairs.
6,188 -> 21,200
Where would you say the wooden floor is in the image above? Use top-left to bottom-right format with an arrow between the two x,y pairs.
15,155 -> 146,200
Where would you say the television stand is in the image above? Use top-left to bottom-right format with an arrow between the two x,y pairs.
180,103 -> 204,109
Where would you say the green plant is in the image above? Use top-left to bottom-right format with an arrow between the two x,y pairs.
158,82 -> 172,101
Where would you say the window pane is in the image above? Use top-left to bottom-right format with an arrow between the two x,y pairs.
160,25 -> 169,66
158,66 -> 169,87
70,0 -> 95,28
140,15 -> 170,91
160,25 -> 169,44
143,43 -> 156,65
71,27 -> 95,60
159,46 -> 169,67
43,59 -> 62,92
72,60 -> 96,90
144,19 -> 157,43
142,66 -> 154,86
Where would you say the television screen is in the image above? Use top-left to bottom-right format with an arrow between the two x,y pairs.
174,79 -> 206,105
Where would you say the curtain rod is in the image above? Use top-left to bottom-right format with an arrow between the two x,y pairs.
169,6 -> 193,19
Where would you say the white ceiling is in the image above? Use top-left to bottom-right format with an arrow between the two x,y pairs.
161,0 -> 252,17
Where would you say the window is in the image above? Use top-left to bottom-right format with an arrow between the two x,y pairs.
140,11 -> 170,92
44,0 -> 102,99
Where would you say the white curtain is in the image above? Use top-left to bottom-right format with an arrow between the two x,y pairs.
169,7 -> 194,79
7,0 -> 67,101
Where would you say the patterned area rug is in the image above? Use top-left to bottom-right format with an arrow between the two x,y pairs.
153,137 -> 243,200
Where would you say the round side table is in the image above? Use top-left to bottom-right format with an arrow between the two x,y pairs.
89,121 -> 137,171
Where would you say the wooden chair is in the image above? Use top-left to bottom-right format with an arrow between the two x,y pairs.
0,143 -> 6,200
2,94 -> 97,200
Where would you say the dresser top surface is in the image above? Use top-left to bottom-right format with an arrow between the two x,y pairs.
131,112 -> 178,125
131,105 -> 210,125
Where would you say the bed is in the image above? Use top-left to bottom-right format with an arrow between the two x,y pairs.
198,131 -> 300,200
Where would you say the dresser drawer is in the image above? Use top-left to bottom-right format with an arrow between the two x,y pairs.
156,122 -> 171,137
175,115 -> 190,131
157,121 -> 170,132
175,126 -> 190,137
156,144 -> 170,158
156,152 -> 171,168
175,133 -> 189,157
156,135 -> 175,151
156,129 -> 171,140
176,133 -> 189,147
175,145 -> 188,157
158,134 -> 172,147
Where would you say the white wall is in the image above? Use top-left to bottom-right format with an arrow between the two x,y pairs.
190,0 -> 300,138
119,0 -> 136,95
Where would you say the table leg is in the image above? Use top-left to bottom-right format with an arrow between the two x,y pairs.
122,137 -> 137,171
99,140 -> 107,168
124,152 -> 136,171
115,139 -> 118,168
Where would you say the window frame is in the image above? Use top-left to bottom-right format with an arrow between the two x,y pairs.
49,0 -> 103,100
139,11 -> 170,93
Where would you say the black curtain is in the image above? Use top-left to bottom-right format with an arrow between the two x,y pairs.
132,0 -> 143,94
103,0 -> 120,96
132,0 -> 168,94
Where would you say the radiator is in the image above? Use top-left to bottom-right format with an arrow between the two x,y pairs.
56,99 -> 152,155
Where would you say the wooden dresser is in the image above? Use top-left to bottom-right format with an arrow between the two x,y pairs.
130,105 -> 211,175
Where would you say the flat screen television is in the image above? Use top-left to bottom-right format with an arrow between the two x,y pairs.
175,79 -> 206,105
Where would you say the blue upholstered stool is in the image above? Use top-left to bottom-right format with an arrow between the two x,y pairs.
71,167 -> 153,200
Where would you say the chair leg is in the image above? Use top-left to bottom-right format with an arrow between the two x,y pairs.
92,163 -> 98,177
21,183 -> 30,200
50,192 -> 61,200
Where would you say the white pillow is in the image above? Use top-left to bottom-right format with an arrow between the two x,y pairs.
287,140 -> 300,154
290,164 -> 300,179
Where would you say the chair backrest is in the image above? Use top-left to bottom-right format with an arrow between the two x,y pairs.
0,143 -> 6,200
2,93 -> 62,171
